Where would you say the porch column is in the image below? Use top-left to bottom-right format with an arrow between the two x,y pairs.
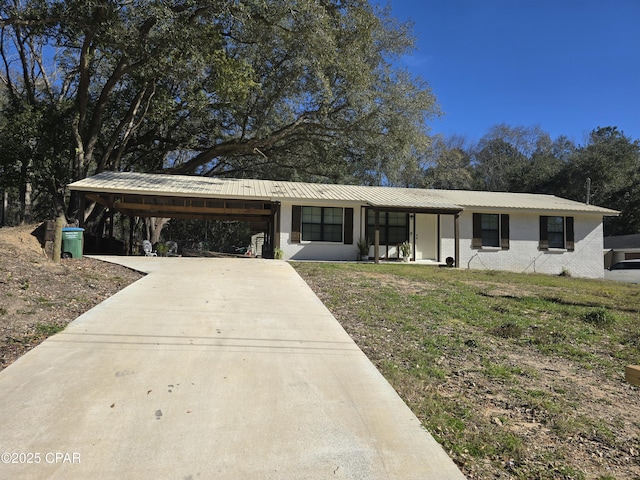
454,213 -> 460,268
273,201 -> 281,249
411,214 -> 416,261
437,214 -> 441,262
374,210 -> 380,264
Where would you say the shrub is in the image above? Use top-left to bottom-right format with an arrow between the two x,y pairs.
581,308 -> 614,327
492,322 -> 523,339
558,267 -> 571,277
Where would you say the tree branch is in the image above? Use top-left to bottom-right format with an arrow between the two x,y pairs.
171,114 -> 310,174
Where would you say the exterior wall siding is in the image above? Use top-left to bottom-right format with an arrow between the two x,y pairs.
279,203 -> 606,278
440,211 -> 605,279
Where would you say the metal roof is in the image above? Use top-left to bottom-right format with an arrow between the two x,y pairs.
430,189 -> 619,214
69,171 -> 619,215
604,234 -> 640,250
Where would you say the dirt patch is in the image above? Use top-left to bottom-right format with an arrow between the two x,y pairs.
0,224 -> 143,371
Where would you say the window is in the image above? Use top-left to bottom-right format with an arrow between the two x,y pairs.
482,214 -> 499,247
472,213 -> 509,249
291,206 -> 353,244
547,216 -> 564,248
539,216 -> 574,251
366,210 -> 409,245
301,206 -> 343,242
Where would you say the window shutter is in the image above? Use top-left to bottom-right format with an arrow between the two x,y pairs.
500,214 -> 510,250
539,216 -> 549,250
291,205 -> 301,243
472,213 -> 482,249
565,216 -> 574,251
343,208 -> 354,245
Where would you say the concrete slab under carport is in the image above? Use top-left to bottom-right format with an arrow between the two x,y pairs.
0,257 -> 465,479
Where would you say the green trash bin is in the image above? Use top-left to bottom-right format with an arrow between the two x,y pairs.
61,227 -> 84,258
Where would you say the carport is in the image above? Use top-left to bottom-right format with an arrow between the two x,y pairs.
70,173 -> 282,258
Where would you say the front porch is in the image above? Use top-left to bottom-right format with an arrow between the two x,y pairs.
362,208 -> 461,267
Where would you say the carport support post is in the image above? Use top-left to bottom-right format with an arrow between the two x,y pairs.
273,201 -> 281,250
78,193 -> 86,229
374,210 -> 380,264
128,216 -> 134,256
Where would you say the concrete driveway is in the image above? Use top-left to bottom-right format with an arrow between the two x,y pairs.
0,257 -> 465,479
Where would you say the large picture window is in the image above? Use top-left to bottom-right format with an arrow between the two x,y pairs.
539,216 -> 574,251
301,206 -> 343,242
472,213 -> 509,249
366,210 -> 409,245
291,206 -> 353,244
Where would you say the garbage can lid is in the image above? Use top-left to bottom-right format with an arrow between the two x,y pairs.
62,227 -> 84,232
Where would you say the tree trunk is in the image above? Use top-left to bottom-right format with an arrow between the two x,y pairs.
18,160 -> 32,225
146,217 -> 170,243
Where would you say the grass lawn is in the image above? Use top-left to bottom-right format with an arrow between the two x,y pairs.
293,262 -> 640,480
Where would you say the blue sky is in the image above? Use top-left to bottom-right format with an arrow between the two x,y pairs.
381,1 -> 640,144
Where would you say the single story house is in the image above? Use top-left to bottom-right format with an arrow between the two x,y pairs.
69,171 -> 618,279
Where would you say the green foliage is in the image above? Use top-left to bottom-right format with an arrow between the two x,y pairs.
491,321 -> 524,339
581,308 -> 614,327
558,267 -> 571,277
0,0 -> 439,227
566,127 -> 640,235
34,322 -> 65,336
2,0 -> 639,241
423,135 -> 475,189
356,237 -> 370,256
155,243 -> 169,257
423,124 -> 640,235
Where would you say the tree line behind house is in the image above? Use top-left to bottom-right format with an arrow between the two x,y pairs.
0,1 -> 637,239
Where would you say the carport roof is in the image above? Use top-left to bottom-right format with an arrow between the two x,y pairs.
604,234 -> 640,250
69,171 -> 619,215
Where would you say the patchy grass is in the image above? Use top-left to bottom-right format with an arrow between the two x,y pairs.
294,262 -> 640,480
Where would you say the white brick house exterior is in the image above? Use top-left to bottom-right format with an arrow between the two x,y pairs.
70,172 -> 618,279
